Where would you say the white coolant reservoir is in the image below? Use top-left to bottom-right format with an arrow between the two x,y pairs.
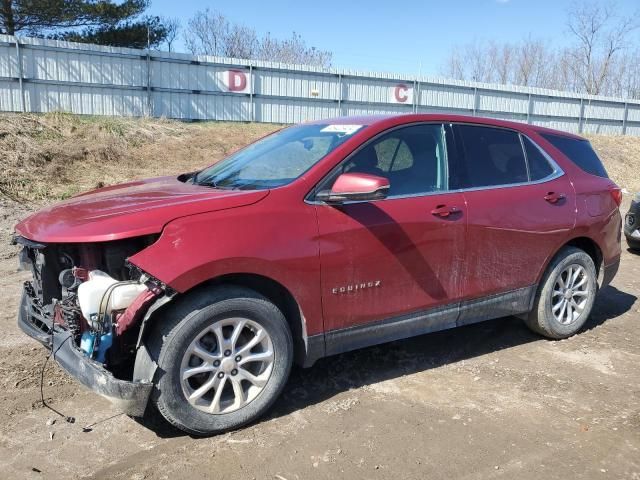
78,270 -> 118,326
77,270 -> 147,328
109,283 -> 148,310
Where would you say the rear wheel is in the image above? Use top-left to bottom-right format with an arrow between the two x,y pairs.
525,246 -> 597,339
148,286 -> 293,436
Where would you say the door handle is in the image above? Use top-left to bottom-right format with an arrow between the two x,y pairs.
431,205 -> 461,218
544,192 -> 566,204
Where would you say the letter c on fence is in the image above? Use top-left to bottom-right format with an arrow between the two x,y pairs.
394,84 -> 409,103
228,70 -> 247,92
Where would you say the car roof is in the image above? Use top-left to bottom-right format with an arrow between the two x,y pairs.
306,114 -> 586,141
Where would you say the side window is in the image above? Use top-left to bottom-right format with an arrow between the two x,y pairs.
343,124 -> 448,197
523,136 -> 555,181
451,125 -> 528,189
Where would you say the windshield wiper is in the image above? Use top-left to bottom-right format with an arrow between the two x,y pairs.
198,178 -> 218,188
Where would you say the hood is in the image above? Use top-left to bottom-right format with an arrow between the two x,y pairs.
15,176 -> 269,243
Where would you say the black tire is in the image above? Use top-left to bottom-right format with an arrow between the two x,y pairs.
147,285 -> 293,436
524,246 -> 597,339
626,238 -> 640,252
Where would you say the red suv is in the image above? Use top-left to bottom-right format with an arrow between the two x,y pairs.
14,114 -> 621,435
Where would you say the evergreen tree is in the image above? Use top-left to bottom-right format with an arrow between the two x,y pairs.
0,0 -> 169,48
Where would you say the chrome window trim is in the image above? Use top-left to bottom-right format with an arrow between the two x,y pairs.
305,122 -> 565,206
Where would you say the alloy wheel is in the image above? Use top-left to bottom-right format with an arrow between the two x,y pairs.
180,317 -> 274,414
551,264 -> 590,325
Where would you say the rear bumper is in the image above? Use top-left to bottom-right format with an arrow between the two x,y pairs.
602,255 -> 620,288
624,228 -> 640,249
624,201 -> 639,246
17,286 -> 152,416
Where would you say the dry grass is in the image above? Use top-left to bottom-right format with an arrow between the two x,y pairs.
0,113 -> 279,202
586,135 -> 640,193
0,113 -> 638,204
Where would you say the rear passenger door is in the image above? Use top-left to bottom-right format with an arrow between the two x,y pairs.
450,124 -> 576,312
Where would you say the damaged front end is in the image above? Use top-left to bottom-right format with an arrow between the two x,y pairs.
14,235 -> 173,416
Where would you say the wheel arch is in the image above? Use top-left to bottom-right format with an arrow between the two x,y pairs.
539,236 -> 604,287
144,272 -> 322,368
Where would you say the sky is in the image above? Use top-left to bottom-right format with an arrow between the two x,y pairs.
148,0 -> 640,77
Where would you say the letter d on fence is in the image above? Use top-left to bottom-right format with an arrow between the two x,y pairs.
227,70 -> 249,93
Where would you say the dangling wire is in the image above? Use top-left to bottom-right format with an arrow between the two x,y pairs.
38,308 -> 75,424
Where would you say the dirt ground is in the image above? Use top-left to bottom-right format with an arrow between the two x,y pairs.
0,195 -> 637,480
0,115 -> 639,479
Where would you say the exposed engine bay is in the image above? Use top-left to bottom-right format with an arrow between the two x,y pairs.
16,234 -> 170,379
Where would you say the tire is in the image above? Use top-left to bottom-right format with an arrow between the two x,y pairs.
524,246 -> 597,339
626,237 -> 640,252
148,285 -> 293,436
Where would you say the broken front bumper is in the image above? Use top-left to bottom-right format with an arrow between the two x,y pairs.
17,286 -> 153,417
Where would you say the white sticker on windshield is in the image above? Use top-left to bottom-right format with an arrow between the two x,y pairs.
320,124 -> 363,135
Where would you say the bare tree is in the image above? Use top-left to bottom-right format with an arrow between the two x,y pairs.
614,48 -> 640,98
514,38 -> 554,87
443,46 -> 466,81
442,38 -> 554,87
565,0 -> 639,95
492,42 -> 515,84
441,40 -> 498,83
183,9 -> 332,67
222,23 -> 259,59
163,17 -> 180,52
260,32 -> 332,67
441,1 -> 640,98
184,9 -> 230,56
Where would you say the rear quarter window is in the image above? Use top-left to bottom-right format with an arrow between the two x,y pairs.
540,133 -> 608,178
523,137 -> 555,181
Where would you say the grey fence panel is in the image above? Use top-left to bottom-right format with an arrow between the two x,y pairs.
0,81 -> 20,110
628,106 -> 640,122
582,120 -> 625,135
531,96 -> 582,119
477,91 -> 525,116
22,82 -> 147,115
531,117 -> 581,133
419,84 -> 473,111
153,92 -> 251,121
0,42 -> 18,77
1,34 -> 640,135
626,125 -> 640,136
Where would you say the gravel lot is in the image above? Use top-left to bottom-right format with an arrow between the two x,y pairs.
0,195 -> 638,480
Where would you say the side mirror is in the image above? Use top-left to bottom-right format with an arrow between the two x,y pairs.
316,172 -> 390,204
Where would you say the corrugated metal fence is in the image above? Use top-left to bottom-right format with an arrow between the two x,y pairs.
1,34 -> 640,136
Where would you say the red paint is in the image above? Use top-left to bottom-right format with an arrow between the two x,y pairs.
461,174 -> 576,299
227,70 -> 247,92
610,186 -> 623,206
330,172 -> 389,195
15,176 -> 268,243
317,191 -> 466,331
15,114 -> 621,338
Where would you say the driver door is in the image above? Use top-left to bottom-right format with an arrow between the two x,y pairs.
314,124 -> 467,337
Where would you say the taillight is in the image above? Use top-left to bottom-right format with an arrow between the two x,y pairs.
610,186 -> 622,207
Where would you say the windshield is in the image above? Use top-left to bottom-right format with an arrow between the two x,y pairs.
192,124 -> 365,190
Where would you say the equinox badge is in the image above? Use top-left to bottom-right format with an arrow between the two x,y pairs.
332,280 -> 381,294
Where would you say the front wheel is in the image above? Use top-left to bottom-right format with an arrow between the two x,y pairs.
525,246 -> 597,339
148,286 -> 293,436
